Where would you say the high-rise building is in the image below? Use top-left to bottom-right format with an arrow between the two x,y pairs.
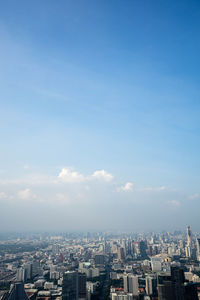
1,282 -> 30,300
32,260 -> 41,277
185,245 -> 191,258
171,266 -> 185,300
117,247 -> 125,261
158,280 -> 174,300
157,274 -> 174,300
62,271 -> 78,300
78,273 -> 86,300
187,226 -> 192,246
16,267 -> 27,282
139,240 -> 148,258
123,274 -> 138,296
196,238 -> 200,261
24,263 -> 33,280
158,266 -> 190,300
145,276 -> 156,295
94,254 -> 105,266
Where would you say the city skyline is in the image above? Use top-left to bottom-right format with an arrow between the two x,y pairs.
1,0 -> 200,231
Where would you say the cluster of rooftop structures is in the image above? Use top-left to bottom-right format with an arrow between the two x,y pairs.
0,227 -> 200,299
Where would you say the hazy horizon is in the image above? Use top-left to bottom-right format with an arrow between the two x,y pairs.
1,0 -> 200,232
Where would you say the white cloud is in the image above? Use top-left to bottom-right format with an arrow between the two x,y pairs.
23,164 -> 29,170
138,186 -> 166,192
56,193 -> 71,205
188,193 -> 200,200
0,174 -> 55,186
58,168 -> 85,183
118,182 -> 133,192
168,200 -> 180,208
92,170 -> 113,182
58,168 -> 113,183
18,188 -> 35,200
0,192 -> 7,199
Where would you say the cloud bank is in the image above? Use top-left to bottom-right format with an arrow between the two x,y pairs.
0,166 -> 197,232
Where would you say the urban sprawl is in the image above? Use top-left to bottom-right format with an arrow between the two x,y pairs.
0,226 -> 200,299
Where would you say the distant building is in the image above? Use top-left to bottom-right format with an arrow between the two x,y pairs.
139,241 -> 148,258
196,238 -> 200,261
117,247 -> 125,261
187,226 -> 192,246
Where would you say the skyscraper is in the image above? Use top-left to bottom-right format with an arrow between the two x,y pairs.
62,271 -> 78,300
145,276 -> 156,295
123,274 -> 138,296
16,267 -> 27,282
117,247 -> 125,261
171,266 -> 185,300
1,282 -> 30,300
187,226 -> 192,246
196,238 -> 200,261
78,273 -> 86,300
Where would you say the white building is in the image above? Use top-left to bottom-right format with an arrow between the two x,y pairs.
123,274 -> 138,296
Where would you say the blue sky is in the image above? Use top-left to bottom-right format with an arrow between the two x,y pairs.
0,0 -> 200,232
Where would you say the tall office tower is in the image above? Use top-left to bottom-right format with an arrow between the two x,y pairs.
123,274 -> 129,293
78,273 -> 86,300
196,238 -> 200,261
123,274 -> 138,296
127,239 -> 133,256
24,263 -> 33,280
16,267 -> 27,282
129,275 -> 139,296
171,266 -> 185,300
139,240 -> 148,258
185,245 -> 191,258
117,247 -> 125,261
94,254 -> 105,266
145,276 -> 156,295
157,274 -> 174,300
145,276 -> 153,295
62,271 -> 78,300
158,280 -> 174,300
158,267 -> 187,300
1,282 -> 30,300
171,266 -> 185,284
187,226 -> 192,246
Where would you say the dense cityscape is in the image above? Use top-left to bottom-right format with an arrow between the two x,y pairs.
0,226 -> 200,299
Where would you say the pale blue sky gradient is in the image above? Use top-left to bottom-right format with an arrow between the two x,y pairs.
0,0 -> 200,231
